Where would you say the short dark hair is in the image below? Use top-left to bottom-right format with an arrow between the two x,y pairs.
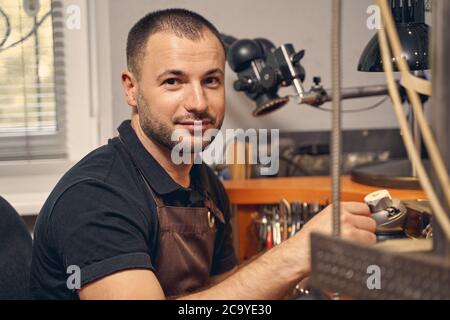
126,8 -> 225,79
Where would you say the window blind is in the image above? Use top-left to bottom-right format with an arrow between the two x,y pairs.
0,0 -> 66,160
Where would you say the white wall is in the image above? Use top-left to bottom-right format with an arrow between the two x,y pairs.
105,0 -> 399,133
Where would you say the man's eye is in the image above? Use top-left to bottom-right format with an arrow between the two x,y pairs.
204,77 -> 220,86
163,78 -> 180,86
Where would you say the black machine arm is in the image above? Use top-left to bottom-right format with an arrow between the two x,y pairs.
221,34 -> 391,116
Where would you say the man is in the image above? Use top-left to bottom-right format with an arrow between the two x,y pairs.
30,8 -> 376,300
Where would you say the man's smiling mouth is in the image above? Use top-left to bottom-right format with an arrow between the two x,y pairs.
175,119 -> 214,132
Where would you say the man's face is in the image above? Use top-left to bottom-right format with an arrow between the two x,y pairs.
134,30 -> 226,152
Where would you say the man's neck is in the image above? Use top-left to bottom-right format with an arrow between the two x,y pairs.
131,115 -> 193,188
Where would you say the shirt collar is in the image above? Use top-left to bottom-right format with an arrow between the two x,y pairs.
117,120 -> 206,196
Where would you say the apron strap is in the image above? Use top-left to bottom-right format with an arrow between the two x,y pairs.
139,172 -> 165,208
118,135 -> 165,207
204,193 -> 226,225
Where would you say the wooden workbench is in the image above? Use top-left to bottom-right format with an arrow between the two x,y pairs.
223,176 -> 426,262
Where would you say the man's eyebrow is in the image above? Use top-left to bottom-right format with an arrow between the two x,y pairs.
156,68 -> 224,82
204,68 -> 224,76
156,70 -> 186,82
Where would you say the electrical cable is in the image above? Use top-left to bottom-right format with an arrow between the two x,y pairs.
315,95 -> 389,113
376,2 -> 450,240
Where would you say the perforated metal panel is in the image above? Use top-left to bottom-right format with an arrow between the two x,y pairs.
310,233 -> 450,299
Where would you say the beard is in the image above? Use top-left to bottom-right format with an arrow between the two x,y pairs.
135,89 -> 224,153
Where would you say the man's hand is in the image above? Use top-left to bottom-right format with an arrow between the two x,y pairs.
302,202 -> 377,243
290,202 -> 377,272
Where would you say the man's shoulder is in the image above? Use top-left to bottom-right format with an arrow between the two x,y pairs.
47,142 -> 117,202
37,138 -> 146,226
66,139 -> 121,182
54,137 -> 138,192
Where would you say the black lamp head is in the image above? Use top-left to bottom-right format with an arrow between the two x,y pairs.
358,0 -> 429,72
227,38 -> 292,116
227,39 -> 264,72
226,38 -> 306,116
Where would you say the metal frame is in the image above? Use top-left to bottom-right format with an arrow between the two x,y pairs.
431,0 -> 450,257
310,233 -> 450,299
310,0 -> 450,299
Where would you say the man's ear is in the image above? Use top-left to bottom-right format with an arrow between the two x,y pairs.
121,70 -> 138,108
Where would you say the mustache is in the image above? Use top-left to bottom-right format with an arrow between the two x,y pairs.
173,112 -> 216,124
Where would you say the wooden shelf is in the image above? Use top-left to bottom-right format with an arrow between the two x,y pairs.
223,176 -> 426,205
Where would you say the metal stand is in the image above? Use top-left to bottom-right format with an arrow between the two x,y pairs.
310,0 -> 450,299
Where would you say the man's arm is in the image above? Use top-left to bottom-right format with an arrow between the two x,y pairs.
79,269 -> 165,300
78,202 -> 376,300
78,267 -> 238,300
79,237 -> 304,300
209,266 -> 238,285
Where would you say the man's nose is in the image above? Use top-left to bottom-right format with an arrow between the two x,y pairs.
184,83 -> 208,113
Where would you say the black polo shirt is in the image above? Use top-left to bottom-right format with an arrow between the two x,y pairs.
30,120 -> 237,300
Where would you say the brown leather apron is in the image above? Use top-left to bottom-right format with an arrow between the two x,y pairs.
139,165 -> 226,298
118,135 -> 226,297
